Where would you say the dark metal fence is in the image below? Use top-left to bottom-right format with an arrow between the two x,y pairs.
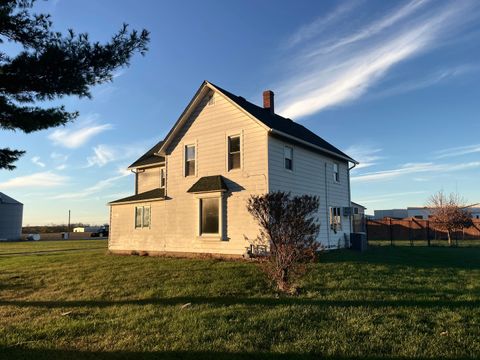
367,218 -> 480,246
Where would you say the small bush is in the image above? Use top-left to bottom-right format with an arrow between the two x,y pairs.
247,191 -> 320,293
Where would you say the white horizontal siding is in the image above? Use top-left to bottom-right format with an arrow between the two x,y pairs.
110,90 -> 268,255
268,136 -> 352,249
137,166 -> 161,193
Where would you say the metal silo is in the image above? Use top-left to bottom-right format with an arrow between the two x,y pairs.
0,192 -> 23,241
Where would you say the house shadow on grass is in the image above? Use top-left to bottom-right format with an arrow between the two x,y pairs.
318,246 -> 480,270
1,348 -> 476,360
0,296 -> 478,309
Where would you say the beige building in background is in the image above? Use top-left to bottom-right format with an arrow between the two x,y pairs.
109,81 -> 357,256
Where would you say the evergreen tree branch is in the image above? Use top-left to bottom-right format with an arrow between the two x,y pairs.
0,148 -> 25,170
0,0 -> 150,170
0,95 -> 76,132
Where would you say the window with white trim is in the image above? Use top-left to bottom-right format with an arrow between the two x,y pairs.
284,146 -> 293,170
160,167 -> 165,188
228,135 -> 241,170
330,207 -> 341,231
333,162 -> 340,182
185,144 -> 195,176
135,206 -> 151,228
200,197 -> 219,235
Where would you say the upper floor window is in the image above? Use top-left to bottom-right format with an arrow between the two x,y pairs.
160,167 -> 166,188
333,162 -> 340,182
284,146 -> 293,170
228,135 -> 241,170
185,144 -> 196,176
135,206 -> 150,229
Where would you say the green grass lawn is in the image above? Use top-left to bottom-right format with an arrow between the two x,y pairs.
368,239 -> 480,247
0,240 -> 479,359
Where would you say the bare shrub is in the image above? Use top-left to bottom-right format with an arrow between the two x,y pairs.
246,192 -> 320,293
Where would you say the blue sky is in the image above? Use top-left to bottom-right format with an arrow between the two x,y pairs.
1,0 -> 479,225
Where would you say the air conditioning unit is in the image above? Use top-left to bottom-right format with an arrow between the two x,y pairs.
343,207 -> 352,216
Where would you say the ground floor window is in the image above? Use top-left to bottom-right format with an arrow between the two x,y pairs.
135,206 -> 151,228
200,197 -> 219,235
330,207 -> 342,232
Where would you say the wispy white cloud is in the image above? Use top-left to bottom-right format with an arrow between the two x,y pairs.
307,0 -> 430,57
31,156 -> 46,168
352,161 -> 480,183
103,191 -> 131,200
48,114 -> 113,148
112,69 -> 126,78
357,190 -> 427,205
275,0 -> 478,119
85,139 -> 161,168
52,168 -> 130,200
86,145 -> 117,167
286,1 -> 360,48
93,84 -> 117,101
0,171 -> 69,189
50,152 -> 69,170
344,144 -> 383,170
374,64 -> 480,99
434,143 -> 480,159
50,152 -> 69,162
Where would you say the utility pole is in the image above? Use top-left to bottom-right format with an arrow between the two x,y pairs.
68,209 -> 71,240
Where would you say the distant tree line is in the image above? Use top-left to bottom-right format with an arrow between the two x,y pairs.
22,223 -> 106,233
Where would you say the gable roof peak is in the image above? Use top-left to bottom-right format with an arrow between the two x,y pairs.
157,80 -> 357,164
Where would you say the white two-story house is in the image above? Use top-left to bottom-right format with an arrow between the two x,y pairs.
109,81 -> 358,257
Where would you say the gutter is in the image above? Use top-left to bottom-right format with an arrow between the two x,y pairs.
269,128 -> 358,165
127,161 -> 166,171
324,162 -> 330,249
109,197 -> 165,206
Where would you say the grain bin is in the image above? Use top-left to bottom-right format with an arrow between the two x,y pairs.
0,192 -> 23,241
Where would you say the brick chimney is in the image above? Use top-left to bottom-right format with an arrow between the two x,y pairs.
263,90 -> 274,114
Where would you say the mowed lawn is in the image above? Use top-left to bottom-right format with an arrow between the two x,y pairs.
0,240 -> 479,359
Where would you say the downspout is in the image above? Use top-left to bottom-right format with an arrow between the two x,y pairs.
131,169 -> 138,195
108,204 -> 112,251
348,162 -> 357,245
324,162 -> 330,249
164,155 -> 168,252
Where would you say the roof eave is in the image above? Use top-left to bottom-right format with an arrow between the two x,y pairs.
269,129 -> 359,164
109,197 -> 165,206
127,161 -> 166,171
187,189 -> 227,194
156,81 -> 211,155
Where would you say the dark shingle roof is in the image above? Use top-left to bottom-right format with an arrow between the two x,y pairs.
351,201 -> 366,209
0,192 -> 22,205
110,188 -> 165,204
209,82 -> 355,163
128,140 -> 165,169
187,175 -> 229,193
